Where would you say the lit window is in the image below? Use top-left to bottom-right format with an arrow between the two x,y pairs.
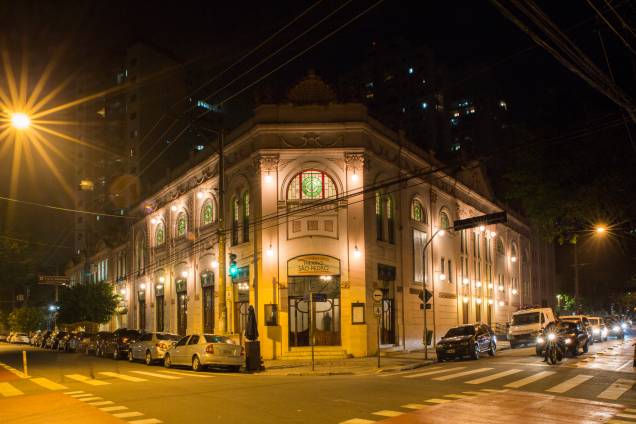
201,200 -> 215,226
176,213 -> 187,237
287,170 -> 337,200
79,179 -> 94,191
155,222 -> 165,246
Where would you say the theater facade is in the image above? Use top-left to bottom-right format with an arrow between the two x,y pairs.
66,74 -> 555,359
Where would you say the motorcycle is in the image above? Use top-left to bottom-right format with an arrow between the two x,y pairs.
539,332 -> 564,365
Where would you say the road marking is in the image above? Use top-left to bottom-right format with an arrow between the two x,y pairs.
129,420 -> 163,424
616,361 -> 633,371
78,396 -> 103,402
465,369 -> 523,385
98,372 -> 148,382
432,368 -> 493,381
624,408 -> 636,413
88,401 -> 114,406
380,367 -> 441,377
546,375 -> 594,393
424,398 -> 451,404
462,391 -> 484,396
401,403 -> 426,409
70,393 -> 94,398
65,374 -> 110,386
445,394 -> 472,399
598,379 -> 636,400
372,410 -> 403,417
339,419 -> 375,424
0,361 -> 29,379
64,390 -> 84,395
608,420 -> 634,424
480,389 -> 509,393
130,371 -> 181,380
31,377 -> 67,390
403,367 -> 466,378
100,406 -> 128,412
113,412 -> 144,418
616,413 -> 636,419
0,382 -> 23,397
159,370 -> 214,378
504,371 -> 556,389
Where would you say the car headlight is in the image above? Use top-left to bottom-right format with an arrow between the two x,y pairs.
536,336 -> 545,344
602,329 -> 608,335
547,333 -> 556,341
565,338 -> 572,345
613,326 -> 620,332
621,323 -> 627,329
593,328 -> 600,334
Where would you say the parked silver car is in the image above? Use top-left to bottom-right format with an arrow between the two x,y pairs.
164,334 -> 243,372
128,332 -> 180,365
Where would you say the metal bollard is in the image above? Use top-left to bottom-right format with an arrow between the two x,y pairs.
22,350 -> 28,376
633,343 -> 636,368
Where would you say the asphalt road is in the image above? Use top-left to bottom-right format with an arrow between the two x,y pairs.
1,336 -> 635,424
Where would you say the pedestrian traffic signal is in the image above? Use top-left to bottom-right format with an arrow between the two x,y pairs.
229,253 -> 238,278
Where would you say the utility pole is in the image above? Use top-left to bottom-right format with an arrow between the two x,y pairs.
217,129 -> 227,335
573,241 -> 579,312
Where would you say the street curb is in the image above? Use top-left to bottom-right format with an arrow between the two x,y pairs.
285,371 -> 355,376
377,360 -> 436,373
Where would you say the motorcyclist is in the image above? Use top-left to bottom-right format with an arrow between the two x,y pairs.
541,319 -> 559,363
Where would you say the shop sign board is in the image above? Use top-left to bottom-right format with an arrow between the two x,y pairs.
288,255 -> 340,276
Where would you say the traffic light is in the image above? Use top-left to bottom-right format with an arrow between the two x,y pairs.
229,253 -> 238,278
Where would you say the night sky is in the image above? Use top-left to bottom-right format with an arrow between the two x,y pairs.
2,1 -> 635,299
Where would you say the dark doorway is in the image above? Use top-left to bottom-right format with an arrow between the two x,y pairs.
380,290 -> 395,345
138,295 -> 146,330
201,272 -> 214,333
462,301 -> 469,324
156,296 -> 164,332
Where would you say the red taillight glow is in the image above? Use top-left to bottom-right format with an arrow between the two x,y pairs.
205,344 -> 215,354
156,342 -> 169,350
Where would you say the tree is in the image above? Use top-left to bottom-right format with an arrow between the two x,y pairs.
8,307 -> 46,333
57,282 -> 119,327
556,293 -> 576,312
0,238 -> 39,309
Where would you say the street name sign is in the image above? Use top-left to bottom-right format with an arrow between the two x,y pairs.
452,211 -> 507,231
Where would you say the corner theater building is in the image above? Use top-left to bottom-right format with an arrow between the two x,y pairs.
93,74 -> 555,359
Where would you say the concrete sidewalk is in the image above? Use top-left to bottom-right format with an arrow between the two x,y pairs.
259,341 -> 510,376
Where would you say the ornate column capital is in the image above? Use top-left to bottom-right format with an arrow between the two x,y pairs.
344,152 -> 366,169
254,154 -> 280,172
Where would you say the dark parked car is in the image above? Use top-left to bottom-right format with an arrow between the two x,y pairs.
102,329 -> 141,360
436,323 -> 496,361
66,332 -> 92,353
57,332 -> 74,351
37,331 -> 52,348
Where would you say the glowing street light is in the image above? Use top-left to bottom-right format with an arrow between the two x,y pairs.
11,113 -> 31,129
595,225 -> 607,235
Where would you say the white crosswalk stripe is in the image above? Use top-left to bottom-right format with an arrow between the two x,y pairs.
432,368 -> 493,381
372,410 -> 403,417
65,374 -> 110,386
113,412 -> 144,418
0,382 -> 23,397
401,403 -> 426,409
130,371 -> 182,380
339,419 -> 375,424
403,366 -> 467,379
465,369 -> 523,385
98,372 -> 148,382
128,420 -> 163,424
504,371 -> 556,389
78,396 -> 103,402
30,377 -> 68,390
597,378 -> 636,400
546,375 -> 594,393
159,370 -> 214,378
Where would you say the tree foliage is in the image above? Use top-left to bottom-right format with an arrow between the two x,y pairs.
57,282 -> 119,325
8,307 -> 46,333
0,238 -> 39,305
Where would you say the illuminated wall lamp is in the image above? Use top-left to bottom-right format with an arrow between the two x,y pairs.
353,245 -> 362,259
351,170 -> 359,183
488,299 -> 494,305
487,283 -> 493,289
197,191 -> 205,200
498,300 -> 504,306
475,281 -> 482,288
211,260 -> 219,269
158,276 -> 165,283
475,298 -> 482,304
462,278 -> 469,285
439,273 -> 446,282
140,283 -> 146,290
498,285 -> 504,292
264,172 -> 273,183
511,256 -> 517,263
462,296 -> 469,304
150,218 -> 158,225
171,205 -> 178,212
266,244 -> 274,257
512,288 -> 518,295
181,271 -> 189,278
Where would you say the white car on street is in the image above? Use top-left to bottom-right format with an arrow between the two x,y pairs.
129,332 -> 180,365
164,334 -> 243,372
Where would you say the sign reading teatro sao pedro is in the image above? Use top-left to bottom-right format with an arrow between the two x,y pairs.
287,255 -> 340,276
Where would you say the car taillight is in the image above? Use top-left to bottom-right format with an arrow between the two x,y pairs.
205,344 -> 215,354
122,337 -> 128,343
240,346 -> 245,356
156,342 -> 168,350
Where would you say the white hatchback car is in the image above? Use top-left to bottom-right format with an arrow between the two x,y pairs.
164,334 -> 243,372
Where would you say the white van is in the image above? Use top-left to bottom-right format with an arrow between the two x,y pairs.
508,308 -> 556,348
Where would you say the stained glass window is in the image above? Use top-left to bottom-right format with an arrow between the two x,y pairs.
201,200 -> 215,226
243,192 -> 250,243
176,213 -> 187,237
496,238 -> 505,255
411,200 -> 423,222
287,170 -> 337,200
155,222 -> 165,246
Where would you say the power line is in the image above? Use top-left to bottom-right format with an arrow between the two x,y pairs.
586,0 -> 636,56
0,195 -> 134,219
0,234 -> 72,249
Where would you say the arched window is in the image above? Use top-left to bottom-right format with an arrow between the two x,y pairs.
375,192 -> 383,241
410,199 -> 426,223
439,210 -> 451,230
231,197 -> 239,245
176,212 -> 187,238
155,221 -> 165,246
200,199 -> 215,226
287,170 -> 337,200
510,242 -> 518,261
496,238 -> 505,255
387,195 -> 395,244
136,233 -> 146,273
242,191 -> 250,243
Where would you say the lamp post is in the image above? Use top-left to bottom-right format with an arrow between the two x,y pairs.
572,224 -> 607,311
422,227 -> 445,359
